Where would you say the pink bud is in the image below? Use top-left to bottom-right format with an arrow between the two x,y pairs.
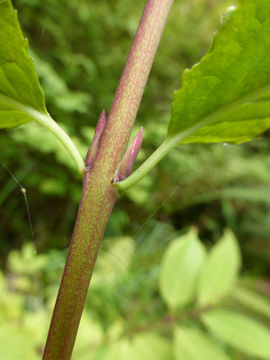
85,110 -> 106,169
114,127 -> 143,183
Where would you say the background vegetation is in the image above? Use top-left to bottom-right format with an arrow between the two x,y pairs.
0,0 -> 270,358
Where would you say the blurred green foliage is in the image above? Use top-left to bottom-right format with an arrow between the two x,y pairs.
0,229 -> 270,359
1,0 -> 270,357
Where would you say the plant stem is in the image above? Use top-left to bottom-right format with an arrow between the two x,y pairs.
0,94 -> 85,174
42,1 -> 174,358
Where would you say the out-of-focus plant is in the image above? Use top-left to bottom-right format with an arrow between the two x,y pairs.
1,0 -> 270,358
1,229 -> 270,359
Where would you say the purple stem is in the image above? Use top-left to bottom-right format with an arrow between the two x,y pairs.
43,1 -> 174,359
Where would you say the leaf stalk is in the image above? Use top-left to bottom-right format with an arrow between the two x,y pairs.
116,83 -> 270,191
0,94 -> 85,174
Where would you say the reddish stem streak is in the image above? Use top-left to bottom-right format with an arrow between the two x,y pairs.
61,183 -> 116,353
106,0 -> 171,173
43,1 -> 174,359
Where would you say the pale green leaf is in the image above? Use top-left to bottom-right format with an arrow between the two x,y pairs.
232,287 -> 270,321
104,339 -> 134,360
169,0 -> 270,144
159,228 -> 206,309
202,309 -> 270,359
0,0 -> 46,128
197,229 -> 241,306
132,332 -> 173,360
174,326 -> 230,360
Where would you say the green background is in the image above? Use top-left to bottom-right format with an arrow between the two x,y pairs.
0,0 -> 270,358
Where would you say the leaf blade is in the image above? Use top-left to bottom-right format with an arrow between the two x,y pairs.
197,229 -> 241,306
132,332 -> 173,360
232,287 -> 270,321
159,228 -> 206,309
202,309 -> 270,359
0,0 -> 46,129
174,326 -> 230,360
169,0 -> 270,144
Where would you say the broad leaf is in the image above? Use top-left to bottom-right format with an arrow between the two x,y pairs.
0,0 -> 46,128
132,332 -> 172,360
169,0 -> 270,144
232,287 -> 270,321
104,333 -> 172,360
159,228 -> 205,309
174,326 -> 230,360
202,309 -> 270,359
197,229 -> 241,306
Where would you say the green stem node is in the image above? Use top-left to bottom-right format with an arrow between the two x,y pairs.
116,83 -> 270,192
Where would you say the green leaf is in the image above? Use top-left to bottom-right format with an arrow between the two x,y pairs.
169,0 -> 270,144
159,228 -> 206,309
232,287 -> 270,321
174,326 -> 230,360
202,309 -> 270,359
104,333 -> 173,360
197,229 -> 241,306
0,0 -> 84,173
0,0 -> 47,128
132,332 -> 173,360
